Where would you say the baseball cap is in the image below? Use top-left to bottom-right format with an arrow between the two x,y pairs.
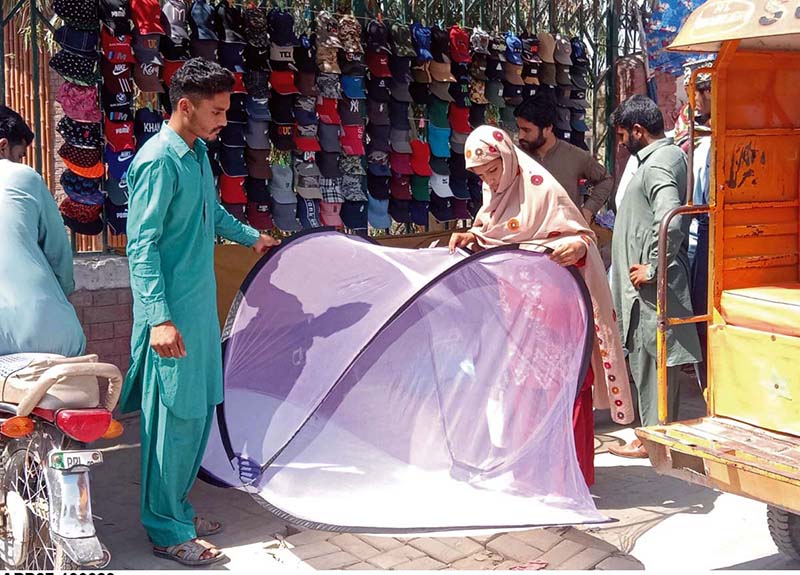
411,22 -> 433,61
554,35 -> 573,66
161,0 -> 190,44
411,174 -> 430,201
340,50 -> 366,76
269,93 -> 295,124
430,156 -> 449,176
485,80 -> 505,107
389,79 -> 413,104
270,43 -> 296,69
503,82 -> 525,106
105,198 -> 128,235
367,51 -> 391,78
219,121 -> 245,147
556,64 -> 572,86
366,18 -> 391,53
430,81 -> 454,103
366,77 -> 390,103
341,200 -> 368,230
470,27 -> 490,55
368,196 -> 391,228
411,61 -> 432,84
469,79 -> 488,106
295,71 -> 317,97
431,172 -> 453,198
293,125 -> 321,152
342,75 -> 367,100
101,26 -> 135,63
296,172 -> 322,200
428,98 -> 449,128
339,15 -> 363,54
316,46 -> 341,74
367,100 -> 390,126
339,154 -> 366,176
317,73 -> 343,99
267,7 -> 297,47
317,151 -> 342,178
294,96 -> 318,125
367,172 -> 390,199
245,96 -> 271,122
222,202 -> 247,223
388,198 -> 412,223
244,176 -> 270,202
430,61 -> 456,83
501,105 -> 518,132
189,38 -> 218,61
389,54 -> 412,81
429,193 -> 454,222
105,147 -> 134,179
215,1 -> 245,44
100,0 -> 131,35
294,34 -> 317,72
571,110 -> 589,132
320,176 -> 344,203
409,82 -> 432,106
104,120 -> 135,152
469,103 -> 487,127
390,22 -> 416,58
340,125 -> 365,155
316,10 -> 343,49
389,100 -> 409,130
341,174 -> 367,202
367,150 -> 391,177
219,41 -> 246,72
569,88 -> 589,109
320,201 -> 343,227
410,199 -> 430,225
268,164 -> 295,203
133,32 -> 163,66
189,0 -> 218,41
449,79 -> 471,107
269,122 -> 294,151
504,62 -> 525,87
131,0 -> 163,35
389,151 -> 413,175
339,97 -> 364,125
505,32 -> 523,66
219,173 -> 247,203
448,25 -> 470,64
271,202 -> 300,232
410,139 -> 432,176
428,123 -> 451,158
245,148 -> 272,180
450,130 -> 468,154
389,128 -> 412,154
244,44 -> 269,71
489,33 -> 507,62
247,201 -> 274,230
297,197 -> 322,229
242,70 -> 269,98
318,123 -> 341,153
539,62 -> 556,86
220,144 -> 248,177
317,98 -> 341,125
538,32 -> 556,64
133,62 -> 164,93
448,104 -> 471,134
430,26 -> 450,63
270,70 -> 300,95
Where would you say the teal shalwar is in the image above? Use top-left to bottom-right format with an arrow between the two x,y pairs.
121,124 -> 260,547
0,159 -> 85,356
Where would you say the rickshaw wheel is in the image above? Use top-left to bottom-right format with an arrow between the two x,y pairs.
767,505 -> 800,559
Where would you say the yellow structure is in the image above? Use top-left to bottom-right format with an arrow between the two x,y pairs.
634,1 -> 800,558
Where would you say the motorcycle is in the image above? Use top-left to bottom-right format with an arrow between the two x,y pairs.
0,353 -> 123,569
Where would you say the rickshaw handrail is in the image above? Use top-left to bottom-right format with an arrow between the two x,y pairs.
655,203 -> 710,424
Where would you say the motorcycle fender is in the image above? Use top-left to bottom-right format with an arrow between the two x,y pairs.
43,465 -> 96,538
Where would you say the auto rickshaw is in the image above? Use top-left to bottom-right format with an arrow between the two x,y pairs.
634,1 -> 800,558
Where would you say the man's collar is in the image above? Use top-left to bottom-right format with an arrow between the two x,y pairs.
537,137 -> 561,160
635,138 -> 671,165
161,123 -> 207,158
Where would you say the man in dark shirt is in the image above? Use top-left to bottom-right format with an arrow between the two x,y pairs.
515,94 -> 613,224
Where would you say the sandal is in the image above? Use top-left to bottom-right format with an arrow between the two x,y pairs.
194,516 -> 223,537
153,538 -> 227,567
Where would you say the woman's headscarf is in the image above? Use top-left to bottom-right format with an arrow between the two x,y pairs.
464,126 -> 634,425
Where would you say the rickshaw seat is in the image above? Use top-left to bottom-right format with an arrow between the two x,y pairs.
720,283 -> 800,338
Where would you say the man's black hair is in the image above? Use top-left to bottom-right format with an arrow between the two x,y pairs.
168,58 -> 235,109
513,92 -> 557,130
0,105 -> 34,147
610,94 -> 665,136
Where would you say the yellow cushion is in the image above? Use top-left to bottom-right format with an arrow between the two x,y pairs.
720,283 -> 800,338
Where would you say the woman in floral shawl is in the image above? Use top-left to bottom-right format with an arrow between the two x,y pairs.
449,126 -> 633,487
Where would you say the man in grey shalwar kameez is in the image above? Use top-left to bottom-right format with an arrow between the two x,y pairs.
607,95 -> 701,458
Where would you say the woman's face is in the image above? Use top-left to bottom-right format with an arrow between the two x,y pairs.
470,158 -> 503,192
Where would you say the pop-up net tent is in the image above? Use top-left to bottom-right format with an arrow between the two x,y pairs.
200,229 -> 608,533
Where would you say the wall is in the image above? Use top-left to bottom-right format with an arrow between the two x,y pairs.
70,255 -> 133,374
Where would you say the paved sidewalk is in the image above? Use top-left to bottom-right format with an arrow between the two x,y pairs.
90,374 -> 800,570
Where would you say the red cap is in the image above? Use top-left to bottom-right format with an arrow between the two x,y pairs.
390,151 -> 413,175
340,125 -> 365,155
366,51 -> 392,78
219,173 -> 247,204
270,70 -> 300,95
104,120 -> 135,152
449,104 -> 471,134
232,72 -> 247,94
449,25 -> 471,63
410,139 -> 433,176
162,60 -> 185,87
101,26 -> 135,63
130,0 -> 164,35
247,202 -> 274,230
320,201 -> 344,228
390,173 -> 412,200
294,127 -> 322,152
316,98 -> 341,125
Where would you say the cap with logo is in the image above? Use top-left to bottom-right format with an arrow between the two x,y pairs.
218,42 -> 245,72
133,110 -> 161,148
366,51 -> 391,78
365,19 -> 390,54
389,151 -> 413,176
161,0 -> 190,46
341,200 -> 368,230
389,172 -> 412,200
447,25 -> 470,64
539,62 -> 556,86
132,32 -> 163,66
316,97 -> 341,125
101,27 -> 136,63
429,60 -> 456,83
320,200 -> 344,227
428,123 -> 451,158
470,27 -> 490,55
100,0 -> 131,35
133,62 -> 164,93
243,120 -> 269,150
367,100 -> 390,126
105,147 -> 134,180
339,97 -> 364,125
247,201 -> 273,230
316,10 -> 343,49
338,125 -> 364,155
449,79 -> 470,107
297,197 -> 322,229
366,77 -> 390,103
505,32 -> 523,66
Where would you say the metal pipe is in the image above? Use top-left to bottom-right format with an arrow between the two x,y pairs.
0,2 -> 5,106
31,0 -> 42,175
656,203 -> 710,424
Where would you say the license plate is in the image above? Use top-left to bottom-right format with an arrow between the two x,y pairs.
49,450 -> 103,471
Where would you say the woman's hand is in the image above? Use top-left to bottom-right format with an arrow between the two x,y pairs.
449,232 -> 476,253
549,237 -> 587,266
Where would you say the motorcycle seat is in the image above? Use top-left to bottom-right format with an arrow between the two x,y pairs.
0,353 -> 122,416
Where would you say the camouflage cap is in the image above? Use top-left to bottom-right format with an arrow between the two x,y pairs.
316,10 -> 343,49
469,79 -> 489,105
339,15 -> 364,54
342,174 -> 368,201
316,46 -> 342,74
390,22 -> 417,58
295,95 -> 316,113
317,72 -> 343,99
340,153 -> 366,176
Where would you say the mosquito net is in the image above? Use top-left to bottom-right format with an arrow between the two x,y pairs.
200,229 -> 607,533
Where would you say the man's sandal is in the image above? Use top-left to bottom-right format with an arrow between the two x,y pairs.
194,516 -> 223,537
153,538 -> 226,567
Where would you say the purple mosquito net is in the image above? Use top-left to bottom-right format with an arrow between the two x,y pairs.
200,229 -> 608,533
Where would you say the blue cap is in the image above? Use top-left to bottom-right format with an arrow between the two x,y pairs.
411,22 -> 433,61
104,148 -> 134,181
428,123 -> 451,158
388,198 -> 412,224
341,199 -> 368,229
219,42 -> 247,73
410,199 -> 430,225
367,195 -> 391,228
245,96 -> 272,121
297,197 -> 322,229
450,174 -> 470,200
368,161 -> 391,177
341,75 -> 367,100
55,25 -> 99,58
60,170 -> 104,206
505,32 -> 523,66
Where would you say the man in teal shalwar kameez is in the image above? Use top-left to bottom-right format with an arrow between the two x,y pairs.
120,59 -> 278,567
0,105 -> 85,357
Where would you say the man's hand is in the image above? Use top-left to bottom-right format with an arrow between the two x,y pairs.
449,232 -> 476,253
252,234 -> 281,254
629,264 -> 653,288
549,238 -> 587,266
150,321 -> 186,358
581,207 -> 594,224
